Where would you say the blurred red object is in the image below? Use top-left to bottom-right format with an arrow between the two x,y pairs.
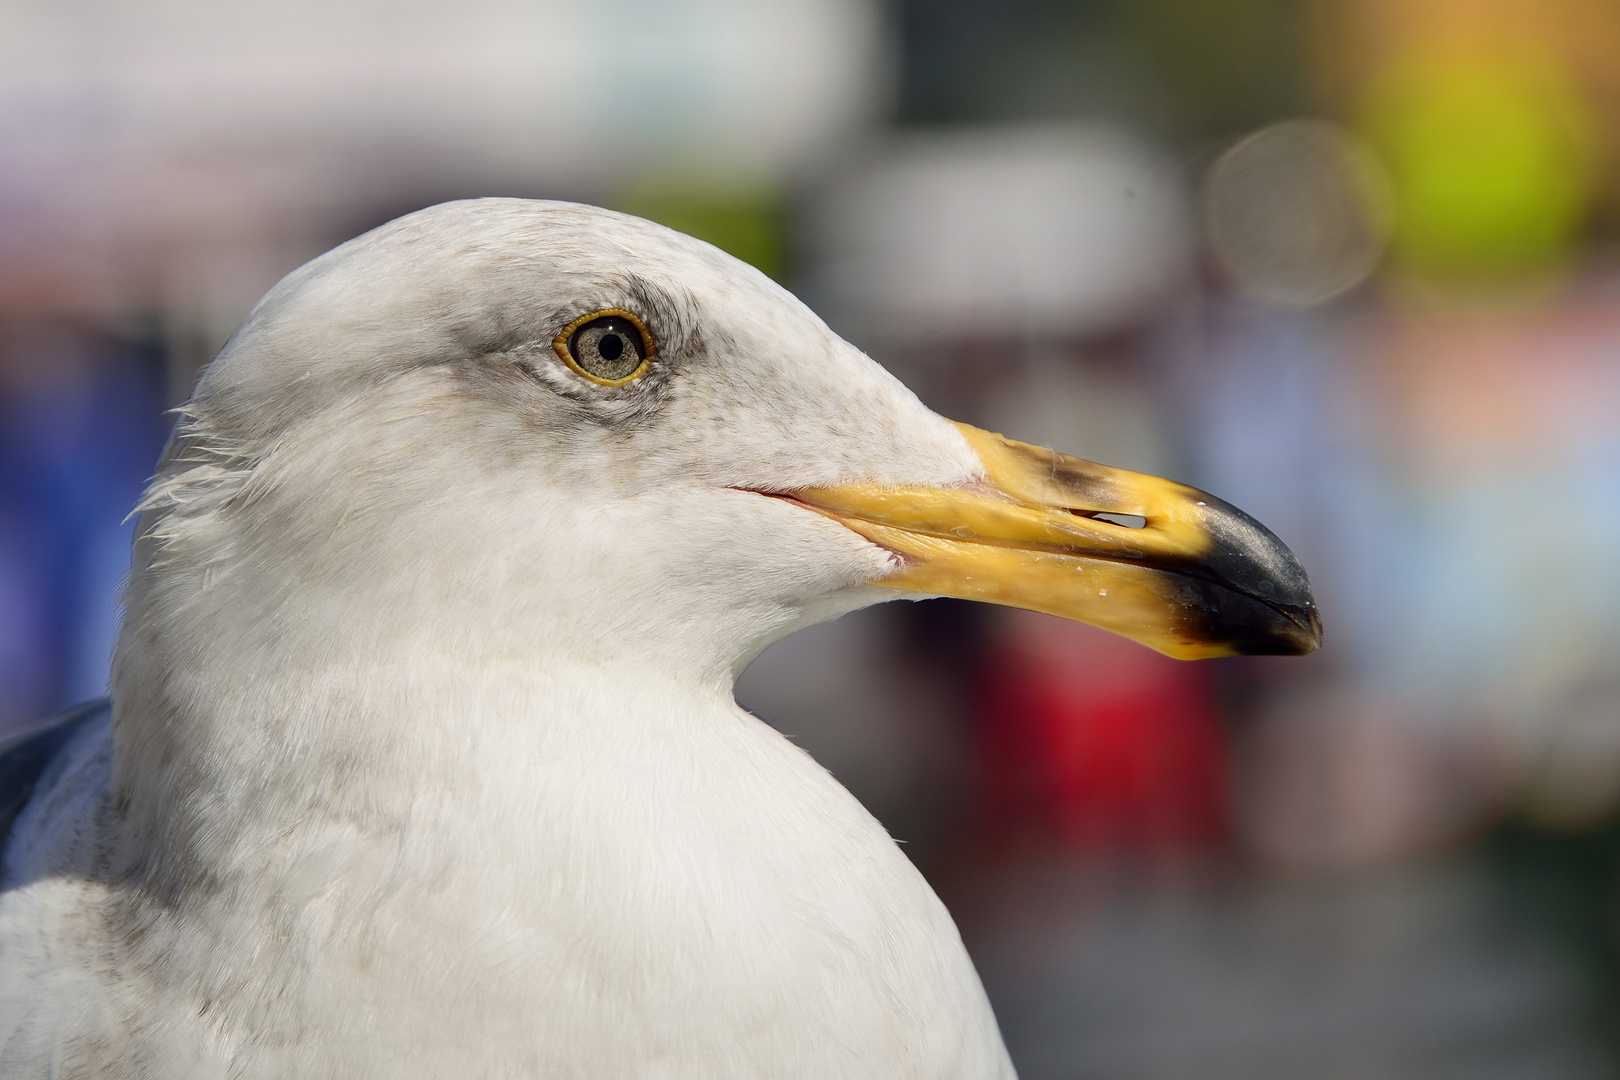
976,613 -> 1229,855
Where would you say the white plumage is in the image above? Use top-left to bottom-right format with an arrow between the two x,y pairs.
0,199 -> 1317,1078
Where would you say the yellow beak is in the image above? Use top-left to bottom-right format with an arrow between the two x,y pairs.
794,423 -> 1322,660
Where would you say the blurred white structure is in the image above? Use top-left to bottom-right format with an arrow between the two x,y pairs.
803,123 -> 1191,343
0,0 -> 885,322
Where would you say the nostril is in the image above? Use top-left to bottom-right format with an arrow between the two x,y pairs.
1072,510 -> 1147,529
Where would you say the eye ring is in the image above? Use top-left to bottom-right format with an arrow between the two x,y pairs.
553,308 -> 656,386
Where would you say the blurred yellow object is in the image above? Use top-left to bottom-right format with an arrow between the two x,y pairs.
1358,49 -> 1595,281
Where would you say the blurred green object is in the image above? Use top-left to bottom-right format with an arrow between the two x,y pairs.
1359,51 -> 1596,281
611,179 -> 787,282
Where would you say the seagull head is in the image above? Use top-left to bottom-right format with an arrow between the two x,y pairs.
121,199 -> 1318,720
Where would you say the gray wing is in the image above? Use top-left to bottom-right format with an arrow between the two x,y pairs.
0,700 -> 110,869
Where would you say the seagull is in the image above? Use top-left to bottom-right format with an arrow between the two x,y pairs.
0,199 -> 1319,1078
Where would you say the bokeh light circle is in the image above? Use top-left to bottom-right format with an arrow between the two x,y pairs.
1205,119 -> 1391,308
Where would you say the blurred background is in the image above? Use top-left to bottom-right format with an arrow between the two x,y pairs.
4,0 -> 1620,1074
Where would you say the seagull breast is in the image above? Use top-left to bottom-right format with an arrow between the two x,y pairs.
0,199 -> 1318,1079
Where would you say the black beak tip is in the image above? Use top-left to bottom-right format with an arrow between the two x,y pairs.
1180,579 -> 1323,657
1253,600 -> 1324,656
1193,493 -> 1323,657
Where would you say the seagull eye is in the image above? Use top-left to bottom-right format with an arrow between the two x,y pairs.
553,310 -> 654,386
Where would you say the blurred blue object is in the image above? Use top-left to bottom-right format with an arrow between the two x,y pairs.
1182,286 -> 1620,861
1189,297 -> 1620,710
0,327 -> 165,736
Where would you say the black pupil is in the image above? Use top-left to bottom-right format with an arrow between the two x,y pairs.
567,315 -> 646,380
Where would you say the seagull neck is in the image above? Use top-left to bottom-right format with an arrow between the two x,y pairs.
104,653 -> 889,1064
115,654 -> 746,895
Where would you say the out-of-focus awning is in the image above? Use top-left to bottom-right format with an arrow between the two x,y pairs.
801,124 -> 1191,345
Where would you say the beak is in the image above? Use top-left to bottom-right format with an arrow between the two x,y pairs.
794,423 -> 1322,660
